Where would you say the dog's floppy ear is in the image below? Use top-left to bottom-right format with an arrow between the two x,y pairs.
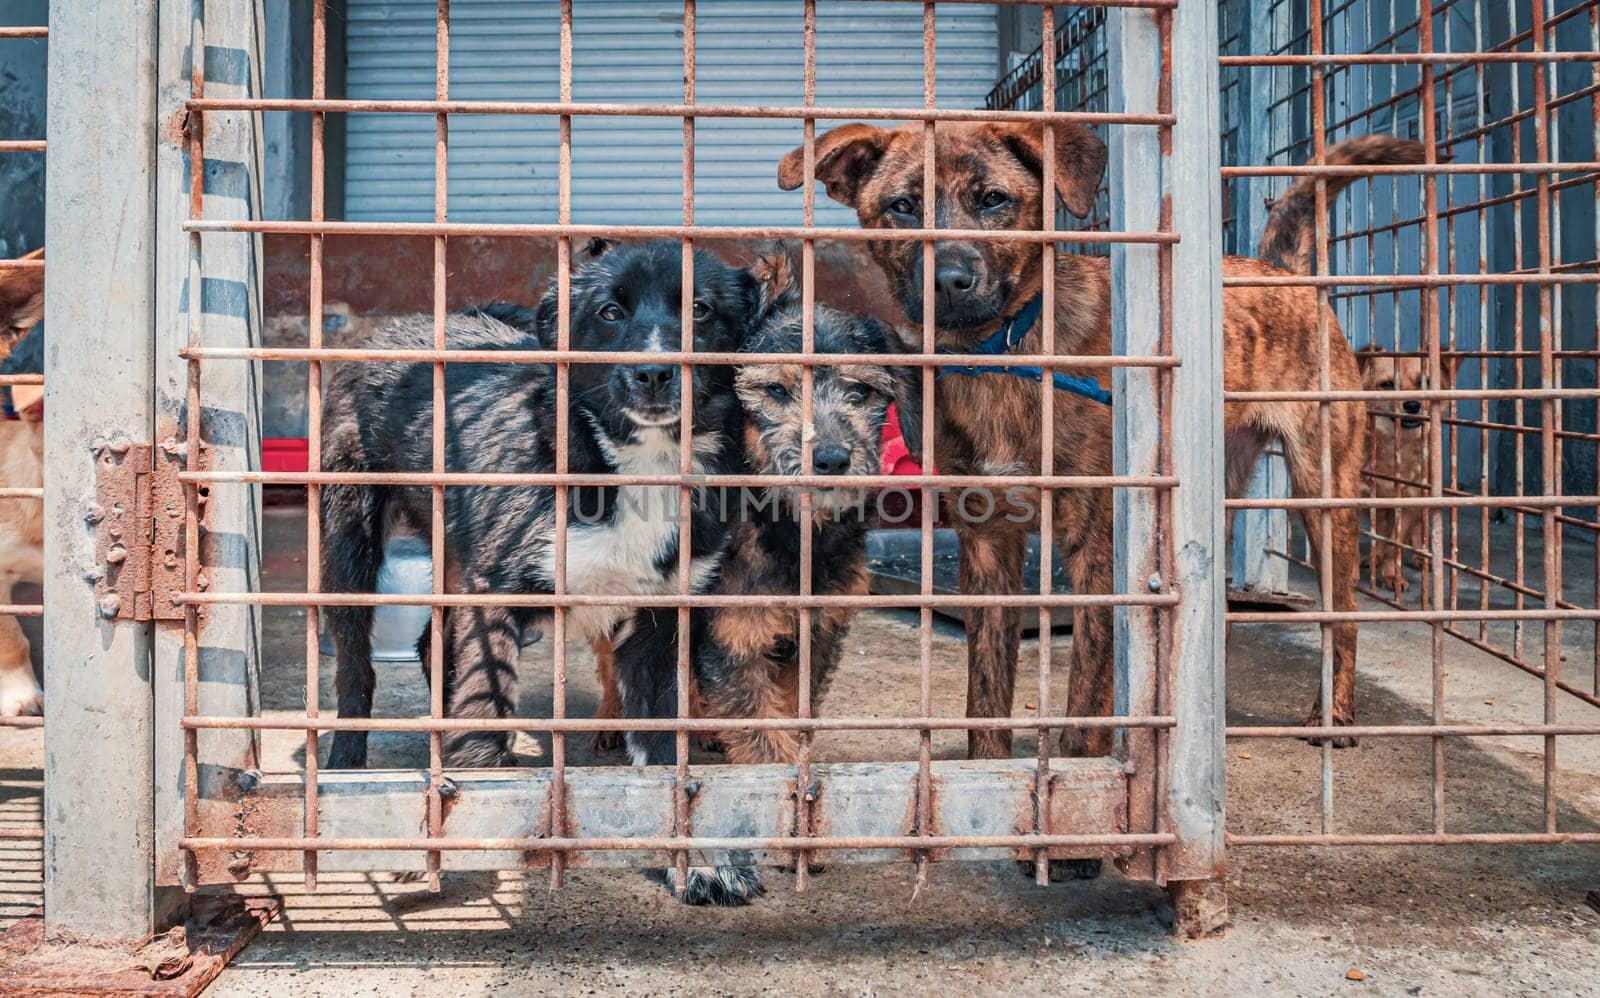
988,122 -> 1108,219
749,252 -> 800,320
778,123 -> 894,209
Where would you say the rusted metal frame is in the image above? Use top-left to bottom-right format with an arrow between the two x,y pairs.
1226,273 -> 1600,287
914,0 -> 934,896
1417,0 -> 1450,838
1230,831 -> 1600,845
1228,607 -> 1599,623
1222,162 -> 1600,176
186,714 -> 1179,734
182,755 -> 1147,870
1439,623 -> 1600,710
424,0 -> 449,894
0,258 -> 44,271
301,0 -> 328,895
1591,0 -> 1599,700
1219,52 -> 1600,67
672,0 -> 696,899
795,0 -> 818,890
550,0 -> 574,897
1474,4 -> 1493,651
0,717 -> 42,728
1231,722 -> 1600,738
1028,0 -> 1059,888
184,832 -> 1178,853
1227,386 -> 1599,401
1361,546 -> 1591,616
183,219 -> 1178,243
1227,494 -> 1600,510
181,0 -> 206,894
0,141 -> 46,152
0,26 -> 46,38
1443,86 -> 1600,154
183,345 -> 1181,368
863,0 -> 1176,6
1529,0 -> 1562,838
183,470 -> 1180,489
1323,170 -> 1600,244
187,96 -> 1172,126
1509,4 -> 1531,670
1308,0 -> 1336,838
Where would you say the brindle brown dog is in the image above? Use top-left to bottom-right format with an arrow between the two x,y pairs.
779,122 -> 1369,760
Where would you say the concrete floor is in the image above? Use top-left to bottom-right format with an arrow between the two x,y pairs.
2,505 -> 1598,995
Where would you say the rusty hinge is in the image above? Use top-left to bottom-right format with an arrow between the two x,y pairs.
90,437 -> 187,622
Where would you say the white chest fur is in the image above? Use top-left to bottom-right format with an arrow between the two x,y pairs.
541,424 -> 722,638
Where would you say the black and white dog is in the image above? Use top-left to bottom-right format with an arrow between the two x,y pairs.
320,239 -> 758,773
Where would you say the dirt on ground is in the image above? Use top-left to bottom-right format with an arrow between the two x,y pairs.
2,506 -> 1597,995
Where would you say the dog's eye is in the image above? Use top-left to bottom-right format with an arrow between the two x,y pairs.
887,197 -> 917,217
598,303 -> 624,323
764,382 -> 792,402
1379,380 -> 1395,391
979,189 -> 1009,209
692,300 -> 713,320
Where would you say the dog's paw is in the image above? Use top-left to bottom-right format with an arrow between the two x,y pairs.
1378,566 -> 1409,594
1301,713 -> 1357,749
671,865 -> 764,906
0,671 -> 41,718
589,729 -> 623,753
1019,858 -> 1102,882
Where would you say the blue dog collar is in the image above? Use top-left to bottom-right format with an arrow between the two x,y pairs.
933,293 -> 1112,407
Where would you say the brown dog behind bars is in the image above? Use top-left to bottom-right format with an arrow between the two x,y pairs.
0,248 -> 45,717
1355,344 -> 1458,594
777,126 -> 1421,774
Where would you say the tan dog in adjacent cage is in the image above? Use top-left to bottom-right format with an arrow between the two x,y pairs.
777,128 -> 1419,766
0,247 -> 45,717
1356,345 -> 1459,594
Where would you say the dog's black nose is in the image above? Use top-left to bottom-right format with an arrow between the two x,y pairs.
934,259 -> 977,297
632,364 -> 676,391
812,444 -> 852,476
1403,399 -> 1422,415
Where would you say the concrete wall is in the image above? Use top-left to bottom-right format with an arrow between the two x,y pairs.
0,0 -> 48,258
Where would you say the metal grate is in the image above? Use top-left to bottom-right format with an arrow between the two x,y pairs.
1221,0 -> 1600,846
169,0 -> 1225,929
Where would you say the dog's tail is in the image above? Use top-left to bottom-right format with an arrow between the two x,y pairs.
1256,135 -> 1429,275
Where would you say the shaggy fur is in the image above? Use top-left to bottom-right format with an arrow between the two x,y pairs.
777,121 -> 1377,760
594,254 -> 911,905
319,239 -> 758,769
